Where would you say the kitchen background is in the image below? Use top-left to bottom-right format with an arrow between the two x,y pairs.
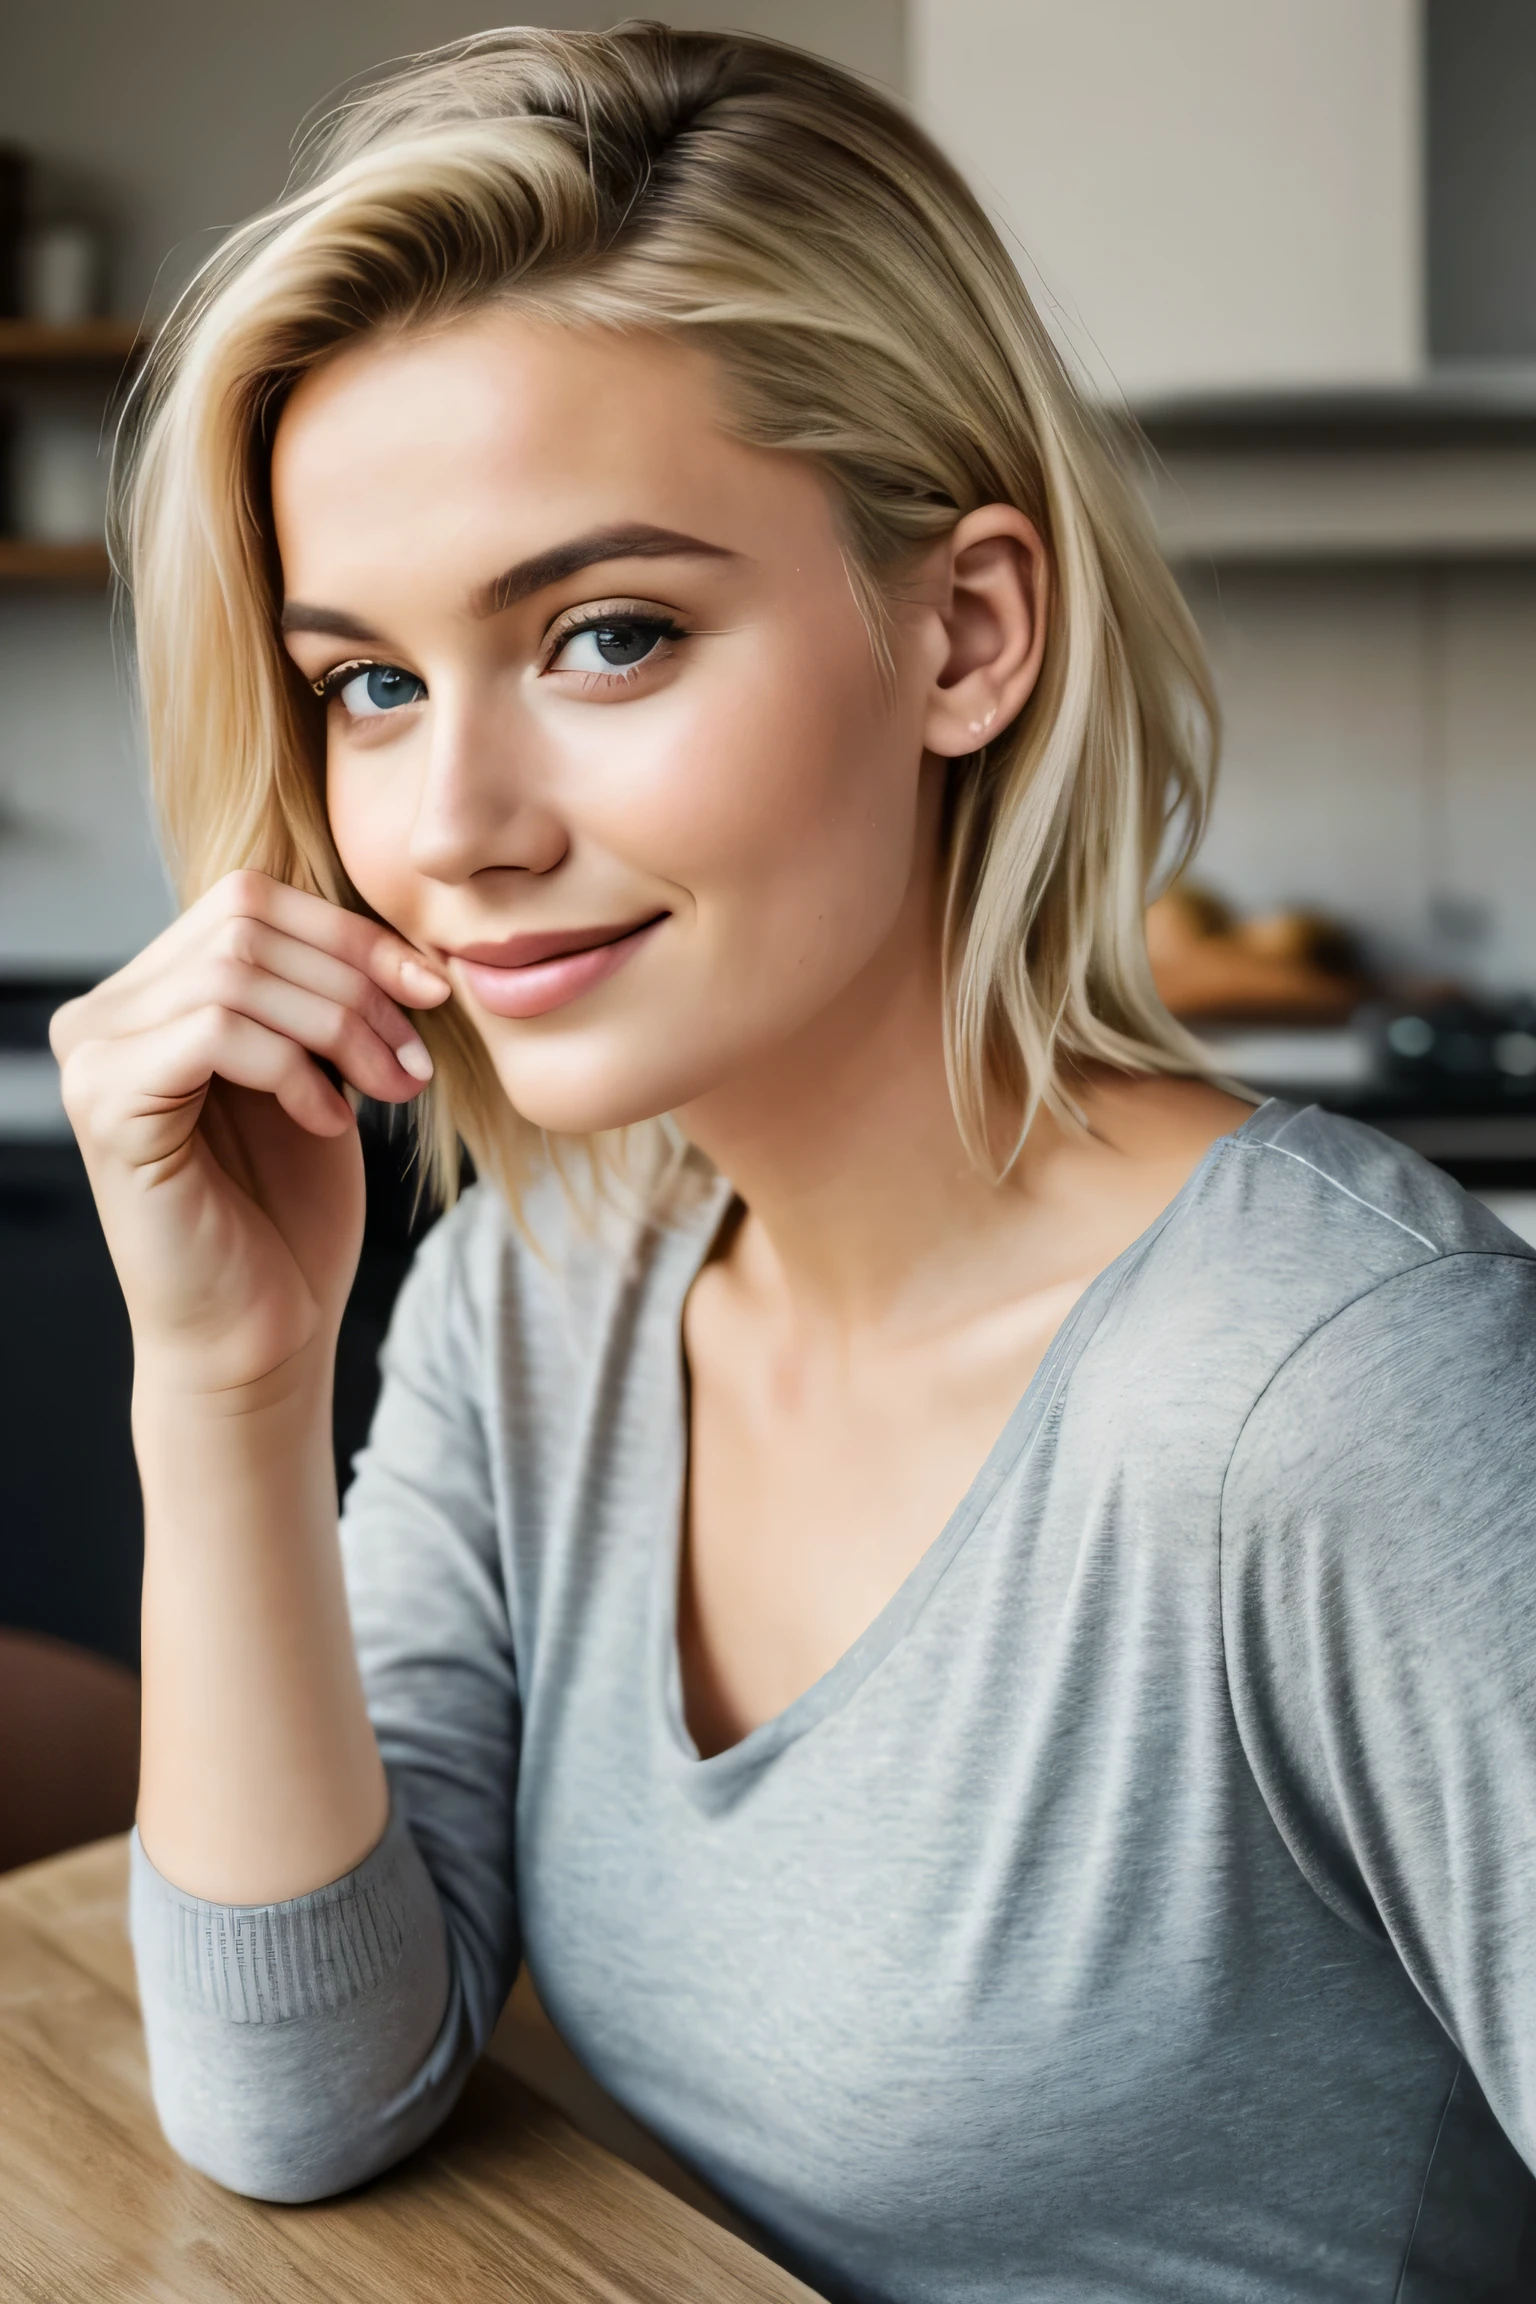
1,0 -> 1533,1845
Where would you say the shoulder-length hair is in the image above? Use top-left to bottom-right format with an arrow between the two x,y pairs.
119,22 -> 1218,1212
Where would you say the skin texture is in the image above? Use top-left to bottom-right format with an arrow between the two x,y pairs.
54,311 -> 1249,1897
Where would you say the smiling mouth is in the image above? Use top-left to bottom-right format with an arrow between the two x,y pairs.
450,912 -> 668,1020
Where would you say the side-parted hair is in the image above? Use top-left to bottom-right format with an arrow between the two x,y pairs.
119,20 -> 1219,1212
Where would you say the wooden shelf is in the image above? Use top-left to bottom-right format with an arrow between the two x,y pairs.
0,539 -> 111,586
0,319 -> 144,367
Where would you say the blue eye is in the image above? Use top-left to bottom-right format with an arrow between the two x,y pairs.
550,617 -> 678,676
335,664 -> 426,717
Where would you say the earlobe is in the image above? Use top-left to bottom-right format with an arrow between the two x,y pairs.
922,506 -> 1048,760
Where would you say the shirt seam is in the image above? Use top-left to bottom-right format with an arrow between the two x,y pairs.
1392,2060 -> 1462,2304
1213,1246 -> 1532,1940
1226,1135 -> 1441,1253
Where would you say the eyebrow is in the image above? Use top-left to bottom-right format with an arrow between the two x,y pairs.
473,523 -> 737,617
279,522 -> 738,643
279,601 -> 384,642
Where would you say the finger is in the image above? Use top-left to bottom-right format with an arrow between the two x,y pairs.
211,874 -> 451,1009
115,917 -> 436,1082
49,888 -> 272,1060
63,1007 -> 354,1156
64,944 -> 428,1100
193,960 -> 431,1103
224,923 -> 438,1068
53,874 -> 450,1062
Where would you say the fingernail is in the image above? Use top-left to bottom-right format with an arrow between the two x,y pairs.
400,959 -> 448,1000
397,1038 -> 434,1082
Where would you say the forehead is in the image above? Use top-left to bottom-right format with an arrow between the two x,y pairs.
270,312 -> 796,593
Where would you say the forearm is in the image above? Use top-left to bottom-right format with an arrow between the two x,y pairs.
134,1336 -> 388,1905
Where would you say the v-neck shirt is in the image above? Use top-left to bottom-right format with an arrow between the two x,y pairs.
131,1100 -> 1536,2300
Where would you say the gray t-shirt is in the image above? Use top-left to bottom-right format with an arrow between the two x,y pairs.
131,1100 -> 1536,2300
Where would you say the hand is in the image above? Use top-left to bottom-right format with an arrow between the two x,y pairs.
51,872 -> 451,1399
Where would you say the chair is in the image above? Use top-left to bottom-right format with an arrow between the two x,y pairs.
0,1627 -> 139,1873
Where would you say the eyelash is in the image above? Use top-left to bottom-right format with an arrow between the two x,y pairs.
311,660 -> 386,704
542,605 -> 686,682
308,605 -> 688,711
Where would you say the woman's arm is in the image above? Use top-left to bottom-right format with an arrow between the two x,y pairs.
50,874 -> 523,2199
128,1201 -> 522,2202
52,870 -> 448,1903
1221,1246 -> 1536,2158
133,1356 -> 388,1905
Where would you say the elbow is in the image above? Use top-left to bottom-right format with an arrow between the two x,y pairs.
154,2073 -> 447,2204
130,1819 -> 479,2203
142,1972 -> 474,2205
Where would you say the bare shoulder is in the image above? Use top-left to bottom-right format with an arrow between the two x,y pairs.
1077,1068 -> 1257,1166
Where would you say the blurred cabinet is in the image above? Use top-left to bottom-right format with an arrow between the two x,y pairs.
0,1101 -> 434,1670
0,1139 -> 141,1664
912,0 -> 1419,402
1427,0 -> 1536,365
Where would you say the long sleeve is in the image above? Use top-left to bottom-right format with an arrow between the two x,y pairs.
130,1192 -> 522,2201
1221,1247 -> 1536,2171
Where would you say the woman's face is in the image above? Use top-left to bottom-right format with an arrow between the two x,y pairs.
272,312 -> 955,1135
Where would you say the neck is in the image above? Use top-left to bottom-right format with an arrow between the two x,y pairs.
676,867 -> 1060,1335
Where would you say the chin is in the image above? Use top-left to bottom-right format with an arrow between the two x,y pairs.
477,1031 -> 718,1140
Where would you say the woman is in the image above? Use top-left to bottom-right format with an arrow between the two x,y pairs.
54,25 -> 1536,2300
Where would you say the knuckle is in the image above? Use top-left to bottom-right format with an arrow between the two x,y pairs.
355,977 -> 396,1035
337,1011 -> 381,1069
189,999 -> 234,1051
48,994 -> 85,1059
311,1005 -> 348,1056
207,955 -> 255,1009
221,868 -> 269,916
57,1039 -> 118,1137
215,914 -> 264,968
56,1038 -> 100,1108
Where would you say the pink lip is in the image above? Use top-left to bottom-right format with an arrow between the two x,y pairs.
452,914 -> 666,1020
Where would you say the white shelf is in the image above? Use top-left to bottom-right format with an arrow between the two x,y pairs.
1127,382 -> 1536,563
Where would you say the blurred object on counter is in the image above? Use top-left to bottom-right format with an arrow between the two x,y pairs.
19,221 -> 104,325
0,148 -> 27,319
1362,994 -> 1536,1104
1147,881 -> 1367,1021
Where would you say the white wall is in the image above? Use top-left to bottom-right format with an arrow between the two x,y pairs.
0,1 -> 903,972
912,0 -> 1422,402
1185,565 -> 1536,992
2,2 -> 905,320
912,0 -> 1536,994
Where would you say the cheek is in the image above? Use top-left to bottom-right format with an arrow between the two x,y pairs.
326,753 -> 421,928
614,623 -> 919,942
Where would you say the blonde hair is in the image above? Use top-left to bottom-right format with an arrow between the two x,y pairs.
119,21 -> 1218,1212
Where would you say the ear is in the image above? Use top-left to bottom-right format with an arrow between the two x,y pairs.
921,505 -> 1049,758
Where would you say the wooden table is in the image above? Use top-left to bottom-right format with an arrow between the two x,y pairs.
0,1837 -> 819,2302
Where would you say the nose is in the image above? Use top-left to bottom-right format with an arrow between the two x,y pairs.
407,686 -> 568,884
